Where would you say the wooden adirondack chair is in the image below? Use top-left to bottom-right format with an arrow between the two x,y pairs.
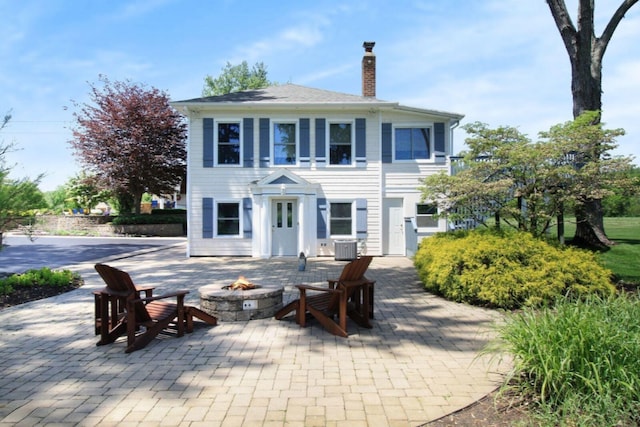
275,256 -> 375,337
94,263 -> 217,353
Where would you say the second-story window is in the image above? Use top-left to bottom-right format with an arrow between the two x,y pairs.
273,122 -> 297,165
395,127 -> 431,160
329,122 -> 352,165
217,122 -> 240,165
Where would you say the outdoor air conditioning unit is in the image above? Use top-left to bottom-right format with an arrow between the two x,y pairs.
334,240 -> 357,261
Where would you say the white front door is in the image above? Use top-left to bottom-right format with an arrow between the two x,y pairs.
384,199 -> 405,255
271,199 -> 297,256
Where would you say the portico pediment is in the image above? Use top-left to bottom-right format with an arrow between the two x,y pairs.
250,169 -> 319,195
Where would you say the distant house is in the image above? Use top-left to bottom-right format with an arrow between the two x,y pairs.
171,42 -> 464,258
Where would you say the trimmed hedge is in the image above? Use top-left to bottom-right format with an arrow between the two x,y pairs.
111,213 -> 186,225
414,229 -> 615,309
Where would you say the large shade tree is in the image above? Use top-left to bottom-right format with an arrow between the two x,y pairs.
546,0 -> 638,247
70,77 -> 187,214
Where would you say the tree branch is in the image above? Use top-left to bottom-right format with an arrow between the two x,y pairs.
547,0 -> 578,57
596,0 -> 639,60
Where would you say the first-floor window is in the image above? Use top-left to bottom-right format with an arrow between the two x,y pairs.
416,203 -> 438,227
395,127 -> 430,160
330,202 -> 352,235
217,202 -> 240,235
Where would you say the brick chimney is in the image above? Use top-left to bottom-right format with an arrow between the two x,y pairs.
362,41 -> 376,97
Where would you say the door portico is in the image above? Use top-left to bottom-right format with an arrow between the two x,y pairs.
249,169 -> 321,258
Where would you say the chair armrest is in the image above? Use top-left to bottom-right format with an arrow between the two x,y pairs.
296,284 -> 342,294
93,287 -> 130,298
133,290 -> 190,304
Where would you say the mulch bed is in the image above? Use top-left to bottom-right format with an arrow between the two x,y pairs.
0,280 -> 83,310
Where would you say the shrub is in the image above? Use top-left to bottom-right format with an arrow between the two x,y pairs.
151,208 -> 186,216
0,267 -> 79,296
111,214 -> 186,225
494,294 -> 640,426
414,229 -> 615,309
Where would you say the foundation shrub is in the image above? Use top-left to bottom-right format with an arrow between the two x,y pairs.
414,229 -> 615,309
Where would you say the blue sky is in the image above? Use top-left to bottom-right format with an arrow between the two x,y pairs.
2,0 -> 639,191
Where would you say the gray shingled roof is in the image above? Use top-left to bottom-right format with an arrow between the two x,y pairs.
172,83 -> 464,120
172,83 -> 393,105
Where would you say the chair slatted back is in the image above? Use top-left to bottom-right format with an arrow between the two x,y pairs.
327,256 -> 373,311
94,263 -> 152,322
338,256 -> 373,282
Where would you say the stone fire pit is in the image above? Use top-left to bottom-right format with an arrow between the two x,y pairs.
199,278 -> 283,322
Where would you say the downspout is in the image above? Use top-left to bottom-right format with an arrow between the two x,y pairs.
449,120 -> 460,156
183,107 -> 192,258
377,109 -> 384,256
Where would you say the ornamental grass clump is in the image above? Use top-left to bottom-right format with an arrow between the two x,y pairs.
495,295 -> 640,426
414,229 -> 614,309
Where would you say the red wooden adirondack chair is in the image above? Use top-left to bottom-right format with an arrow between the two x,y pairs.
275,256 -> 375,337
94,263 -> 217,353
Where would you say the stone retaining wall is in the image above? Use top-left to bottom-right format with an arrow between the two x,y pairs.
33,215 -> 185,237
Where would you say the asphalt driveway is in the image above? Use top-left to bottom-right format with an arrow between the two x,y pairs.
0,234 -> 185,274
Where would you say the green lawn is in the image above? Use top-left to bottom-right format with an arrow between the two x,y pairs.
562,217 -> 640,284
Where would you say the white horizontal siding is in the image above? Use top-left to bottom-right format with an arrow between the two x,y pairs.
184,107 -> 455,257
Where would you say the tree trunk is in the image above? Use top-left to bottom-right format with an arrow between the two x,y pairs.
557,204 -> 565,245
569,44 -> 612,247
573,200 -> 615,248
133,192 -> 143,215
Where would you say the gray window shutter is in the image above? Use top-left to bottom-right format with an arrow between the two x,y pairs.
355,118 -> 366,166
356,198 -> 367,238
243,118 -> 254,168
434,122 -> 445,153
259,118 -> 270,167
382,122 -> 392,163
300,118 -> 310,167
203,118 -> 214,167
317,198 -> 327,238
203,197 -> 214,238
243,197 -> 252,238
434,122 -> 446,162
315,118 -> 326,167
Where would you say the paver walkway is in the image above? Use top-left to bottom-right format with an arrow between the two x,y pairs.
0,243 -> 510,426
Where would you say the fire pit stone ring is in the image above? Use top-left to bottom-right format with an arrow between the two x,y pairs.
199,282 -> 284,322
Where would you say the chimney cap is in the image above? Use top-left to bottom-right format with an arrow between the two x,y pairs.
363,41 -> 375,53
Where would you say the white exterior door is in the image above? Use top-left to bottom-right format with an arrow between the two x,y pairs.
384,199 -> 405,255
271,199 -> 297,256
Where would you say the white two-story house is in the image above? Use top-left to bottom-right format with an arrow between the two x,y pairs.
171,42 -> 464,258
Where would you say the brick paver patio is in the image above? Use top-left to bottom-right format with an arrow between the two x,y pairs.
0,243 -> 509,426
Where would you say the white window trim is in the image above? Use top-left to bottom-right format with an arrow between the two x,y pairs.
329,200 -> 355,238
215,199 -> 242,238
326,119 -> 355,167
416,202 -> 439,229
392,123 -> 434,163
270,119 -> 299,167
215,119 -> 243,167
